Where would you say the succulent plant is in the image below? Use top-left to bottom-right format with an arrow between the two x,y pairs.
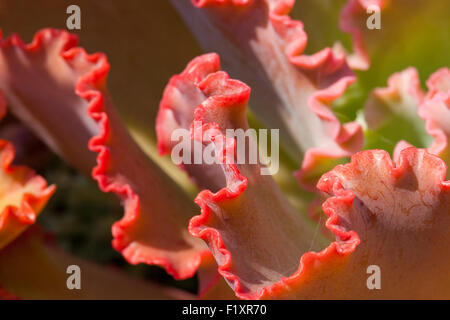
0,0 -> 448,299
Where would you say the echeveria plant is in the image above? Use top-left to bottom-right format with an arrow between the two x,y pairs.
0,0 -> 448,299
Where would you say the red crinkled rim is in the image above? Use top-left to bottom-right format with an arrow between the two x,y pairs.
186,91 -> 253,299
426,68 -> 450,99
157,53 -> 222,157
181,62 -> 448,300
271,0 -> 363,190
187,0 -> 363,190
0,28 -> 99,175
71,38 -> 208,279
271,147 -> 450,299
191,0 -> 358,137
0,92 -> 55,251
419,68 -> 450,159
373,67 -> 425,105
0,28 -> 208,279
0,139 -> 56,249
190,121 -> 360,299
269,0 -> 358,143
366,67 -> 450,165
159,54 -> 354,299
156,53 -> 250,296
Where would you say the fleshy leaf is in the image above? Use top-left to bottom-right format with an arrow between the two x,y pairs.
363,67 -> 450,177
0,28 -> 98,175
0,29 -> 208,279
419,68 -> 450,174
158,53 -> 329,299
266,148 -> 450,299
0,228 -> 195,300
363,67 -> 429,152
197,253 -> 237,300
0,97 -> 55,250
0,0 -> 202,143
0,0 -> 203,195
0,139 -> 55,250
157,53 -> 228,190
171,0 -> 363,189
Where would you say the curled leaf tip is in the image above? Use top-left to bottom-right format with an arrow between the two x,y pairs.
363,67 -> 450,177
76,41 -> 209,280
159,54 -> 329,299
0,28 -> 208,279
172,0 -> 363,190
426,67 -> 450,98
302,147 -> 450,299
157,53 -> 221,157
157,53 -> 250,190
420,68 -> 450,174
225,148 -> 449,299
0,28 -> 98,175
0,139 -> 55,250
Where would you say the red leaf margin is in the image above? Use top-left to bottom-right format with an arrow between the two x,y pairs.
264,147 -> 449,299
419,68 -> 450,162
0,92 -> 55,251
189,113 -> 360,300
179,0 -> 363,190
365,67 -> 450,167
69,36 -> 210,279
0,28 -> 208,280
270,0 -> 363,190
161,53 -> 351,299
167,53 -> 450,299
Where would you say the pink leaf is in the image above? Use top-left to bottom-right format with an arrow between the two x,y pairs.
419,68 -> 450,174
225,148 -> 450,299
0,29 -> 209,279
0,94 -> 55,250
363,67 -> 450,177
303,148 -> 450,299
158,53 -> 329,299
171,0 -> 363,189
